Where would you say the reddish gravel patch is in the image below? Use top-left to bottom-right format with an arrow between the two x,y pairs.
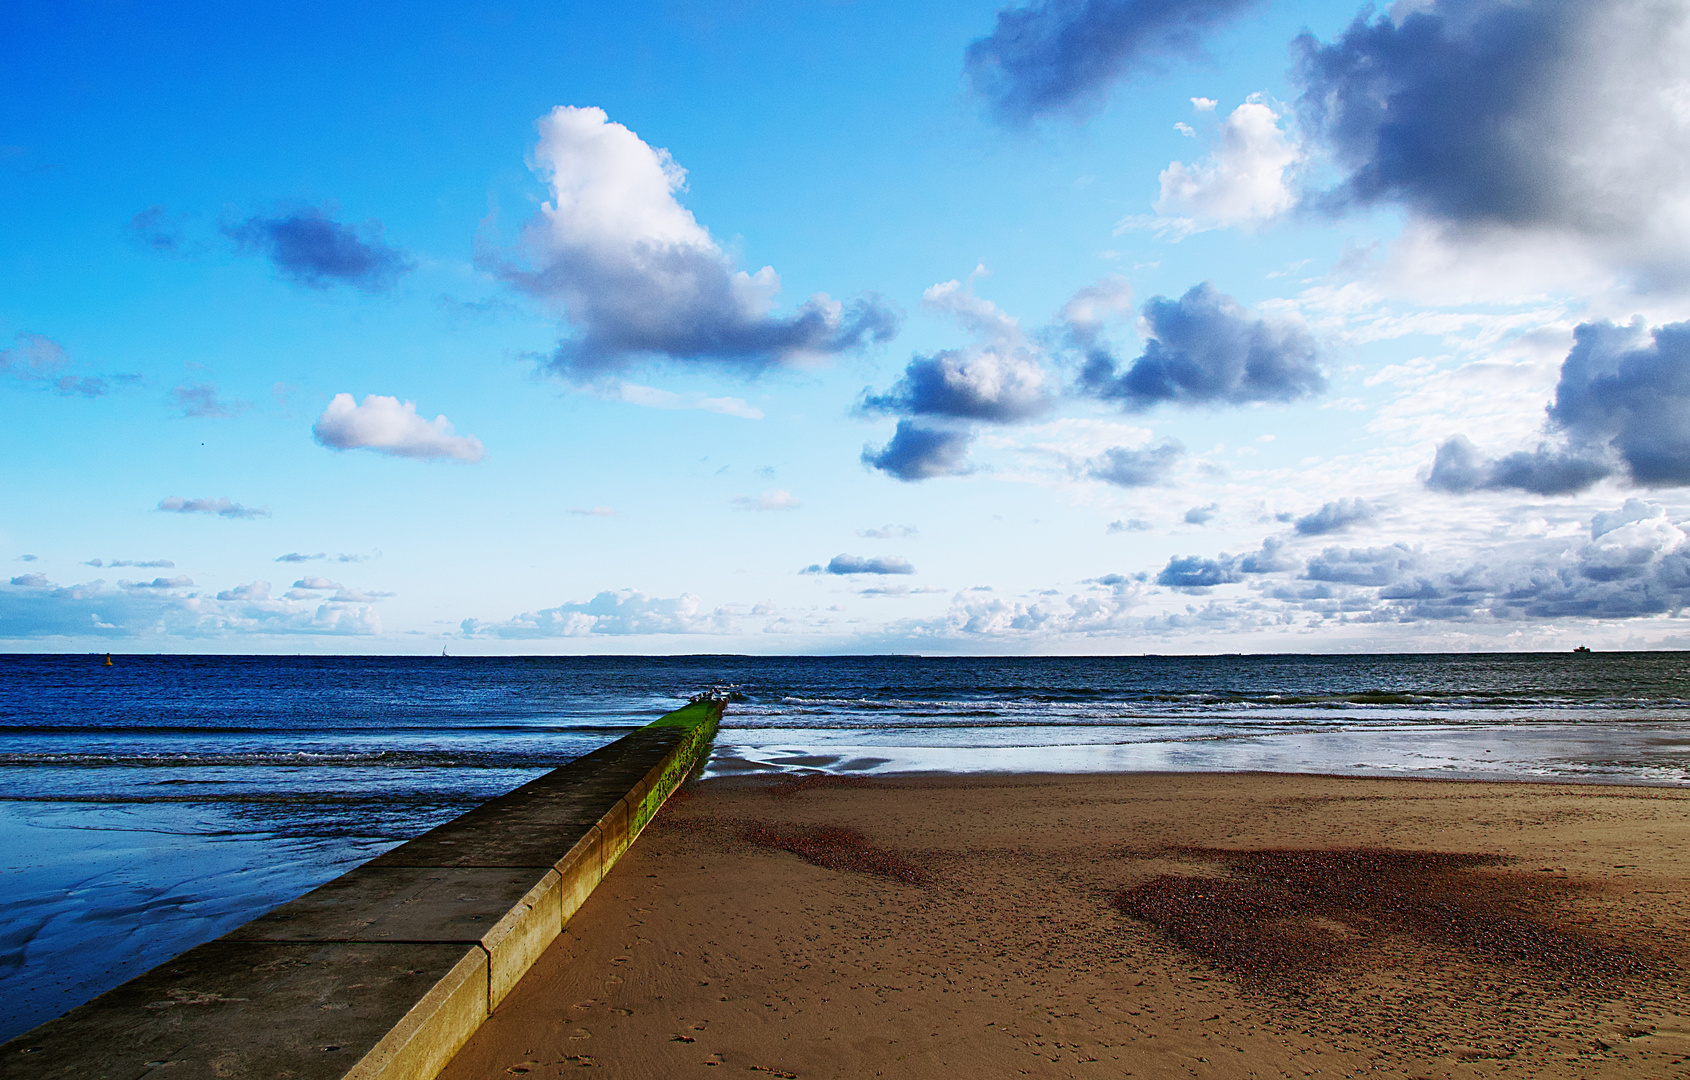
1114,847 -> 1647,987
743,823 -> 927,886
764,774 -> 881,800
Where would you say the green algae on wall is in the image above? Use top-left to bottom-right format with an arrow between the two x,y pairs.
630,698 -> 722,837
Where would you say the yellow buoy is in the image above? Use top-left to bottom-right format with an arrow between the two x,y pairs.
104,654 -> 113,666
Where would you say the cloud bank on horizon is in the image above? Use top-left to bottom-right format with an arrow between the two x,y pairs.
7,0 -> 1690,652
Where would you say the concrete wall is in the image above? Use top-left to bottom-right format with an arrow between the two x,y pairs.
0,700 -> 721,1080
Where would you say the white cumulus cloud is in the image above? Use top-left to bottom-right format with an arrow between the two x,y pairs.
495,106 -> 897,377
1154,99 -> 1301,232
312,393 -> 486,462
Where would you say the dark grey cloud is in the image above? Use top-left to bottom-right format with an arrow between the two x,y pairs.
1373,577 -> 1477,622
1155,554 -> 1241,590
9,573 -> 49,588
1293,0 -> 1690,282
516,244 -> 900,376
1296,4 -> 1578,228
1085,441 -> 1183,487
1500,566 -> 1690,619
1184,502 -> 1218,525
858,346 -> 1049,422
227,207 -> 414,292
1077,283 -> 1324,410
1293,497 -> 1376,536
1428,318 -> 1690,496
1155,536 -> 1293,590
1487,449 -> 1611,494
862,421 -> 974,482
170,382 -> 250,419
1425,436 -> 1612,496
965,0 -> 1260,122
858,279 -> 1052,483
157,496 -> 269,520
804,554 -> 917,576
1304,544 -> 1417,587
1547,319 -> 1690,487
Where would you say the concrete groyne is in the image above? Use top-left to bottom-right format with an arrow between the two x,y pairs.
0,699 -> 721,1080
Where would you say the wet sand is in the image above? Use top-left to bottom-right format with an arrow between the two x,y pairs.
440,773 -> 1690,1079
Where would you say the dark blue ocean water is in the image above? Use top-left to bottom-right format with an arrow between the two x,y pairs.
3,651 -> 1690,1041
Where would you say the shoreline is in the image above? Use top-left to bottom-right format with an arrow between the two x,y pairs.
709,764 -> 1690,788
442,769 -> 1690,1079
705,717 -> 1690,788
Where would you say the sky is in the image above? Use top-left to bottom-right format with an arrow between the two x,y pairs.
5,0 -> 1690,654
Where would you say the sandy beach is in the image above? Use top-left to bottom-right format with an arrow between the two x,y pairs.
440,773 -> 1690,1079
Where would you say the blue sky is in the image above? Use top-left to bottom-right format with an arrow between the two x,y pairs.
6,0 -> 1690,653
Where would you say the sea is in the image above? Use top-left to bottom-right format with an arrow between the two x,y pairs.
3,651 -> 1689,1041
